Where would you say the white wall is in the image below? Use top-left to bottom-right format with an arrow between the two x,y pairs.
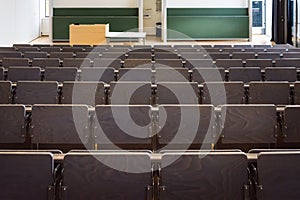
53,0 -> 139,8
0,0 -> 40,46
143,0 -> 161,35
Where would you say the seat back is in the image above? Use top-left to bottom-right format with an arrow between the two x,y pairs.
80,68 -> 115,83
228,67 -> 262,83
192,68 -> 225,83
7,67 -> 41,82
44,67 -> 78,82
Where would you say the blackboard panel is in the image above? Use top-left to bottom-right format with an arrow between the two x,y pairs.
168,8 -> 248,16
53,8 -> 139,16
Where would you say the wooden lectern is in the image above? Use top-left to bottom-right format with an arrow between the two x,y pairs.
69,24 -> 109,46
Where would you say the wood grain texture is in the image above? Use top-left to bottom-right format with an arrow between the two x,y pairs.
257,153 -> 300,200
63,153 -> 151,200
31,105 -> 89,144
32,58 -> 60,68
44,67 -> 78,82
161,153 -> 248,200
0,81 -> 12,103
7,67 -> 41,82
220,105 -> 277,144
283,106 -> 300,143
156,68 -> 190,82
215,59 -> 243,69
228,67 -> 261,82
265,67 -> 297,82
192,68 -> 225,83
0,153 -> 53,200
81,68 -> 115,83
119,68 -> 152,82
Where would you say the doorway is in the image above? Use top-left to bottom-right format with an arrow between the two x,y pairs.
143,0 -> 162,36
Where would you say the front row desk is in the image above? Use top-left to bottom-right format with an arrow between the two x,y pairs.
69,24 -> 146,45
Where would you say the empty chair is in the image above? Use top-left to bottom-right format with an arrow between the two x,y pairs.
0,105 -> 26,143
101,52 -> 126,60
80,68 -> 115,83
245,59 -> 273,67
123,59 -> 152,68
30,105 -> 90,146
62,58 -> 91,68
256,52 -> 281,60
62,152 -> 152,199
0,67 -> 4,80
282,106 -> 300,143
107,47 -> 131,53
213,45 -> 232,48
154,53 -> 179,59
232,52 -> 256,60
15,46 -> 39,52
126,52 -> 153,59
202,48 -> 222,53
254,45 -> 272,48
61,47 -> 84,53
14,81 -> 59,104
109,82 -> 152,105
228,67 -> 262,83
156,82 -> 199,104
287,48 -> 300,52
234,44 -> 252,48
0,152 -> 55,200
23,51 -> 48,60
265,67 -> 297,82
75,52 -> 101,60
192,68 -> 225,83
207,52 -> 230,60
176,48 -> 199,53
256,152 -> 300,200
40,47 -> 61,53
2,58 -> 29,67
282,52 -> 300,58
180,52 -> 206,60
44,67 -> 78,82
221,48 -> 243,53
49,52 -> 74,60
7,67 -> 41,82
158,105 -> 216,147
249,82 -> 291,105
0,51 -> 22,60
61,81 -> 105,106
155,59 -> 183,68
217,105 -> 277,149
95,106 -> 152,147
119,68 -> 153,82
185,59 -> 215,69
93,58 -> 122,69
275,58 -> 300,68
0,47 -> 16,51
0,81 -> 12,103
32,58 -> 60,68
293,82 -> 300,104
174,44 -> 193,48
243,48 -> 265,53
215,59 -> 243,69
155,68 -> 190,82
202,82 -> 245,105
85,46 -> 107,53
160,152 -> 249,200
32,44 -> 51,48
265,48 -> 287,52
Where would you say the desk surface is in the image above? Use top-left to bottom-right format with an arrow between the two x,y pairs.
106,32 -> 146,38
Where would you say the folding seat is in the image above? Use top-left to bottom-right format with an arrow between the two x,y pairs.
275,58 -> 300,68
228,67 -> 262,83
265,67 -> 297,82
126,52 -> 153,59
245,59 -> 273,67
192,68 -> 225,83
254,45 -> 272,48
7,67 -> 41,82
155,59 -> 183,68
14,81 -> 59,104
156,82 -> 199,104
0,51 -> 22,60
2,58 -> 29,67
160,152 -> 249,200
80,68 -> 115,83
23,51 -> 48,60
282,52 -> 300,58
0,67 -> 4,80
0,47 -> 16,51
61,81 -> 105,106
49,52 -> 75,60
13,44 -> 32,47
154,44 -> 173,49
108,82 -> 152,105
265,48 -> 287,52
62,58 -> 91,68
131,45 -> 152,52
221,48 -> 243,53
62,152 -> 152,199
40,47 -> 61,53
123,59 -> 152,68
0,81 -> 12,103
30,105 -> 90,146
0,152 -> 55,200
206,52 -> 230,60
118,68 -> 153,82
243,48 -> 265,53
248,82 -> 291,105
61,47 -> 84,53
215,59 -> 243,69
106,47 -> 131,53
231,52 -> 256,60
282,106 -> 300,143
85,46 -> 108,53
101,52 -> 126,60
155,68 -> 190,82
75,52 -> 101,60
32,58 -> 60,68
94,106 -> 153,147
0,105 -> 26,143
213,44 -> 233,48
201,48 -> 221,53
202,82 -> 245,105
256,52 -> 281,60
293,82 -> 300,104
217,105 -> 277,149
93,58 -> 122,69
233,44 -> 252,48
256,152 -> 300,200
157,105 -> 216,147
174,44 -> 193,48
194,44 -> 212,49
32,44 -> 51,48
154,52 -> 179,60
15,46 -> 39,52
180,52 -> 206,60
44,67 -> 78,82
286,48 -> 300,52
176,48 -> 199,53
185,59 -> 215,69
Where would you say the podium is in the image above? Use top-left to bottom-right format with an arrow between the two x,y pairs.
69,24 -> 109,46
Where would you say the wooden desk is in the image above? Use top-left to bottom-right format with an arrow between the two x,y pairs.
69,24 -> 109,46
